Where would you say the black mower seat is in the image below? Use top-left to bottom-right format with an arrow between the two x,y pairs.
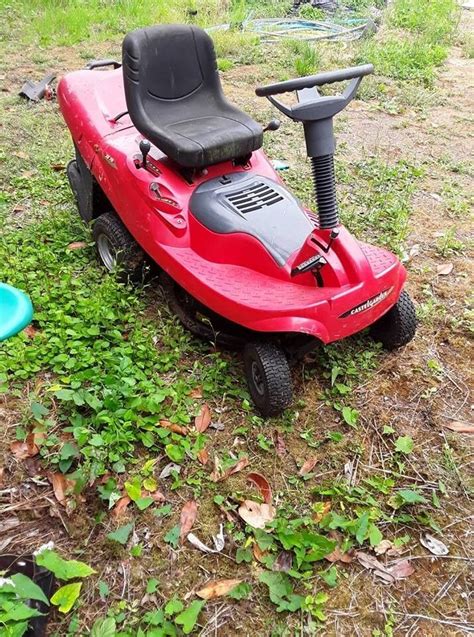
122,25 -> 263,169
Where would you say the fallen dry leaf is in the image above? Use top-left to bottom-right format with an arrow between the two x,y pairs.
298,457 -> 318,476
196,578 -> 242,600
48,472 -> 75,507
150,491 -> 166,503
356,551 -> 393,583
12,204 -> 25,213
197,448 -> 209,465
356,551 -> 414,583
10,433 -> 40,459
187,524 -> 225,554
51,163 -> 65,171
32,431 -> 46,446
389,559 -> 415,579
189,386 -> 203,399
195,404 -> 211,433
159,462 -> 181,479
420,533 -> 449,556
312,502 -> 331,523
159,420 -> 188,435
436,262 -> 453,276
180,500 -> 198,544
253,543 -> 267,563
226,456 -> 249,477
443,421 -> 474,434
23,325 -> 40,338
67,241 -> 87,250
238,499 -> 275,529
113,496 -> 131,518
210,456 -> 249,482
14,151 -> 29,160
0,466 -> 4,487
273,550 -> 293,572
274,430 -> 287,457
325,545 -> 354,564
374,540 -> 393,556
0,516 -> 20,534
247,472 -> 272,505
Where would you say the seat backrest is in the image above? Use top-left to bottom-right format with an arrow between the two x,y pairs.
123,24 -> 222,125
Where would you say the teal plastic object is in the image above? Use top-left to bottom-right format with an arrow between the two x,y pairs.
0,283 -> 34,341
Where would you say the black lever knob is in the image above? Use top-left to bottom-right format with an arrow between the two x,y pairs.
264,119 -> 281,133
139,139 -> 151,168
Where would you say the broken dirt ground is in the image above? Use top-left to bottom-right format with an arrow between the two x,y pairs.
0,6 -> 473,637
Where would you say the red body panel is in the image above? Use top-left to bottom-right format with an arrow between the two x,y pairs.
58,68 -> 407,344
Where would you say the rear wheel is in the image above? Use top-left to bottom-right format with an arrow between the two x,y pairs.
369,290 -> 417,350
243,342 -> 293,416
92,213 -> 146,282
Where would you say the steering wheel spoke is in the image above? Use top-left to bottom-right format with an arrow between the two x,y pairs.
256,64 -> 373,124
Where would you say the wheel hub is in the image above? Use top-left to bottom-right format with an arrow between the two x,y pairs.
97,234 -> 117,270
251,360 -> 265,396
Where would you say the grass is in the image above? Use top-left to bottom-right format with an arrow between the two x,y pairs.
358,38 -> 447,85
1,0 -> 473,635
283,39 -> 321,77
388,0 -> 457,42
0,209 -> 240,481
357,0 -> 459,89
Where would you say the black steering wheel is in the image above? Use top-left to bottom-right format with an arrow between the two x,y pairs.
255,64 -> 374,122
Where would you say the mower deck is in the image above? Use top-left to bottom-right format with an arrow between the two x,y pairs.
160,240 -> 401,342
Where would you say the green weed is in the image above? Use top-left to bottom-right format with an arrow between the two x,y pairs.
285,40 -> 320,77
0,210 -> 237,482
217,57 -> 234,72
461,32 -> 474,59
388,0 -> 458,44
436,227 -> 465,257
229,0 -> 250,28
298,5 -> 325,21
355,0 -> 458,93
358,37 -> 447,86
339,158 -> 423,253
440,181 -> 473,218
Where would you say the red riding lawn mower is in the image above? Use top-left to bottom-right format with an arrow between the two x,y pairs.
58,24 -> 416,416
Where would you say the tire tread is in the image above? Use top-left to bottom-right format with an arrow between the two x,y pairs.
244,342 -> 293,416
370,290 -> 417,350
92,212 -> 145,280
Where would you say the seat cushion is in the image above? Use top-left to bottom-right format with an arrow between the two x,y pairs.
122,25 -> 263,168
165,111 -> 262,167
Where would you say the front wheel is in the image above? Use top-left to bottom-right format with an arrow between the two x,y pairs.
243,342 -> 293,417
369,290 -> 417,350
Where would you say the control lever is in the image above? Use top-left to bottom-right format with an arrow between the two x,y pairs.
263,119 -> 281,133
324,228 -> 339,253
139,139 -> 151,170
291,254 -> 327,277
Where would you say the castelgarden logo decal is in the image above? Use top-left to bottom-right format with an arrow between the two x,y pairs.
340,287 -> 393,318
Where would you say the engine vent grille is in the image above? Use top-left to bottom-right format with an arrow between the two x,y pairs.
225,181 -> 284,213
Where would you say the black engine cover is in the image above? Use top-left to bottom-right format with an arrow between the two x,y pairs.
189,172 -> 313,265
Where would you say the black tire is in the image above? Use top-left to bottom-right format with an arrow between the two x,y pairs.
92,212 -> 146,282
243,342 -> 293,417
369,290 -> 417,350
